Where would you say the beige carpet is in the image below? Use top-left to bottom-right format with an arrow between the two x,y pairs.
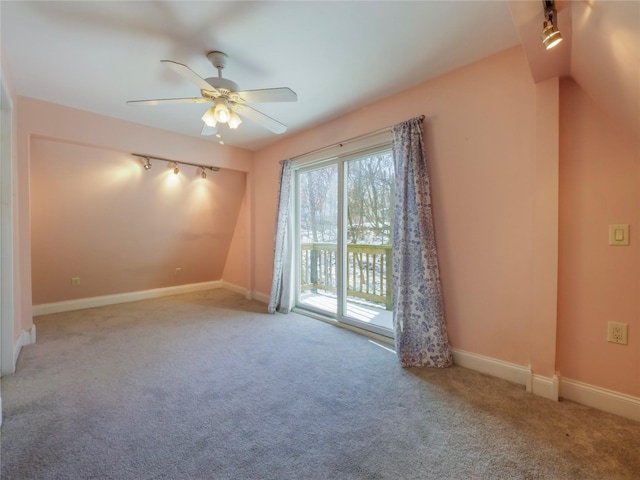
1,289 -> 639,479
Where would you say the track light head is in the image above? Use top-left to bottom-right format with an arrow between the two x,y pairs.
173,163 -> 180,175
541,0 -> 563,50
201,169 -> 207,179
143,158 -> 152,170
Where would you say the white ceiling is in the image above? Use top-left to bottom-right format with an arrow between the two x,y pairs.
1,1 -> 522,150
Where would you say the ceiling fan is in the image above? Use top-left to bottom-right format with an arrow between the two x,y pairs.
127,51 -> 297,136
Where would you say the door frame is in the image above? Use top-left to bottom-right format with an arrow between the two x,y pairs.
1,76 -> 16,377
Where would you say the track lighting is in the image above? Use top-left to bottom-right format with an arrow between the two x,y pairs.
541,0 -> 563,50
132,153 -> 221,180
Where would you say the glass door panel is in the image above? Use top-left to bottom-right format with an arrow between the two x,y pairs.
297,164 -> 338,315
343,151 -> 394,332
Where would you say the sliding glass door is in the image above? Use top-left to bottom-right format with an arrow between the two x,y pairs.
296,147 -> 394,337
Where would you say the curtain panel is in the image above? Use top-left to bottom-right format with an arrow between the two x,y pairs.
268,159 -> 293,314
391,117 -> 453,367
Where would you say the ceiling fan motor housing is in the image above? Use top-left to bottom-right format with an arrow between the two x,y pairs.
205,77 -> 239,92
205,51 -> 239,92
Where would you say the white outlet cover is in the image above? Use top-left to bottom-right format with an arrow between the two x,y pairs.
608,321 -> 629,345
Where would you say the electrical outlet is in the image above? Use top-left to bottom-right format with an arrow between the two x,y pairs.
607,322 -> 628,345
71,277 -> 80,286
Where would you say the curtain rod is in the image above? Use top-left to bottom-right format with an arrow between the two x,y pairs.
290,115 -> 425,161
131,153 -> 221,171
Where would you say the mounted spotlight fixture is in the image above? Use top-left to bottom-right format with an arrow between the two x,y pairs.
132,153 -> 221,179
541,0 -> 563,50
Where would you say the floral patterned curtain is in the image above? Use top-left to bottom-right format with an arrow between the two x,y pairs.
392,117 -> 452,367
268,159 -> 293,314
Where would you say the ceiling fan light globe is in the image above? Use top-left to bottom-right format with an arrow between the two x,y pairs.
214,101 -> 230,123
216,110 -> 230,123
228,111 -> 243,129
201,107 -> 217,127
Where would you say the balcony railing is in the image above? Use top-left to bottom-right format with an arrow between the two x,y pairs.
300,243 -> 392,310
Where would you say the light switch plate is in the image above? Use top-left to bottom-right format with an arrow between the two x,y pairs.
609,224 -> 629,246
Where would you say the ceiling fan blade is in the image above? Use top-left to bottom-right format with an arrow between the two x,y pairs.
161,60 -> 218,93
201,124 -> 218,136
127,98 -> 211,106
233,87 -> 298,103
232,104 -> 288,134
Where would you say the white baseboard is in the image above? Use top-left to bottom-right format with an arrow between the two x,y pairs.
531,373 -> 559,401
451,348 -> 559,401
560,378 -> 640,422
452,348 -> 640,419
251,291 -> 270,304
12,324 -> 36,368
451,348 -> 532,387
33,281 -> 222,316
220,281 -> 252,299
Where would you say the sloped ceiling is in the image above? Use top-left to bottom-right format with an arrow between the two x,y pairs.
0,1 -> 521,151
2,1 -> 638,149
510,0 -> 640,143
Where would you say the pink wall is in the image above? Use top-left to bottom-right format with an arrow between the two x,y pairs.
19,98 -> 253,312
222,175 -> 251,290
530,78 -> 560,379
254,47 -> 538,367
30,138 -> 246,304
557,78 -> 639,397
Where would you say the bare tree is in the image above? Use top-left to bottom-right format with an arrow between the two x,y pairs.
347,152 -> 394,245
